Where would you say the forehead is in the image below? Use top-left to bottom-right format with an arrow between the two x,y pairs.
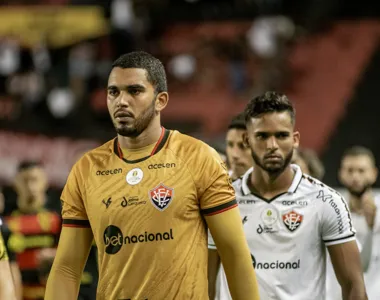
342,155 -> 374,168
20,166 -> 44,177
226,128 -> 246,141
247,111 -> 293,132
108,67 -> 151,88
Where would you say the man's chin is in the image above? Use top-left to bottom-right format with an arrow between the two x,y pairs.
115,126 -> 140,138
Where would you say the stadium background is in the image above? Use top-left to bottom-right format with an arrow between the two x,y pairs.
0,0 -> 379,194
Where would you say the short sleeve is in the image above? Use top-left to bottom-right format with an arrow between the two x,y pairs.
197,147 -> 237,216
321,192 -> 356,246
61,162 -> 90,228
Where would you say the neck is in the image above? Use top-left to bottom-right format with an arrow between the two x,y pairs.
18,194 -> 46,214
118,119 -> 162,150
251,165 -> 294,197
348,191 -> 372,213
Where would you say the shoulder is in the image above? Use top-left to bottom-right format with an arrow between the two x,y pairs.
166,130 -> 220,163
72,139 -> 114,176
299,174 -> 343,198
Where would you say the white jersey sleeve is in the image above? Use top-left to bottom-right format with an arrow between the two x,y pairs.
208,229 -> 217,250
321,190 -> 356,246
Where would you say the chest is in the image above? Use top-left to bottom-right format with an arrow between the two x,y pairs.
85,157 -> 199,233
240,196 -> 321,250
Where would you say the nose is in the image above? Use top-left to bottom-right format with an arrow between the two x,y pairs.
266,136 -> 278,150
231,145 -> 241,160
118,92 -> 130,107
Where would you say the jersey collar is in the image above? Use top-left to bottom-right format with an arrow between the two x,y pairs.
241,164 -> 303,196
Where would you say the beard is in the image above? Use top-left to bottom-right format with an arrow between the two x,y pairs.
113,97 -> 156,138
251,148 -> 294,175
346,182 -> 373,198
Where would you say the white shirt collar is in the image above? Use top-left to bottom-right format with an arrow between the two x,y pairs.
241,164 -> 303,196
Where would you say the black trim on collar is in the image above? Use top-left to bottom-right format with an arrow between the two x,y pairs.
113,129 -> 171,164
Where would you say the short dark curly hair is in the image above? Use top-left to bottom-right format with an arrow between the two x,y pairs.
112,51 -> 168,93
228,112 -> 246,130
244,91 -> 295,125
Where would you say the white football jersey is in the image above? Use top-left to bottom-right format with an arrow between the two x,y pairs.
209,165 -> 356,300
326,194 -> 380,300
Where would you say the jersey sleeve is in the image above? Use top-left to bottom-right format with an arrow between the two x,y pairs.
197,147 -> 237,216
61,161 -> 90,228
321,191 -> 356,246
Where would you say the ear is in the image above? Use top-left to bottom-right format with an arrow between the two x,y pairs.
373,166 -> 378,182
155,92 -> 169,112
243,131 -> 249,147
293,131 -> 300,149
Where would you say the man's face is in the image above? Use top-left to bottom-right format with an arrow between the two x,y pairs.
107,68 -> 158,138
15,166 -> 47,203
339,155 -> 377,197
226,128 -> 253,178
245,111 -> 299,175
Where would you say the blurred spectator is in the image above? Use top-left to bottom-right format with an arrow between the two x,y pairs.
2,161 -> 98,300
292,148 -> 325,180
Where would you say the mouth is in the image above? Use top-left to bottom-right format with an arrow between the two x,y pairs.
114,110 -> 134,122
264,155 -> 282,161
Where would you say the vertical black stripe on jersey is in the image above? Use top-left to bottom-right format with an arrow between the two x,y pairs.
338,195 -> 355,235
113,129 -> 171,164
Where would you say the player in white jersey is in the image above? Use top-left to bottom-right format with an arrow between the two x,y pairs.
209,112 -> 254,298
326,146 -> 380,300
208,91 -> 367,300
0,218 -> 18,300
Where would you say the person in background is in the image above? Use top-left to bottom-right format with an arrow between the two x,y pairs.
209,91 -> 367,300
327,146 -> 379,300
292,148 -> 325,180
225,112 -> 254,181
3,161 -> 98,300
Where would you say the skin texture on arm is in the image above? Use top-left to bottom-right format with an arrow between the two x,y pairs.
205,207 -> 259,300
44,227 -> 93,300
0,231 -> 17,300
208,249 -> 220,300
328,241 -> 367,300
10,262 -> 22,300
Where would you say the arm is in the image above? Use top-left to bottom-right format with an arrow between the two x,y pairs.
321,191 -> 367,300
45,227 -> 93,300
10,262 -> 22,300
0,230 -> 17,300
328,241 -> 367,300
45,158 -> 92,300
205,207 -> 259,300
207,249 -> 220,300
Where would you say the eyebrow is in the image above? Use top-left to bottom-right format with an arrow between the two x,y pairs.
107,84 -> 146,90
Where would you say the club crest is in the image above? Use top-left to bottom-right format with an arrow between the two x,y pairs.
282,210 -> 303,232
149,183 -> 174,211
